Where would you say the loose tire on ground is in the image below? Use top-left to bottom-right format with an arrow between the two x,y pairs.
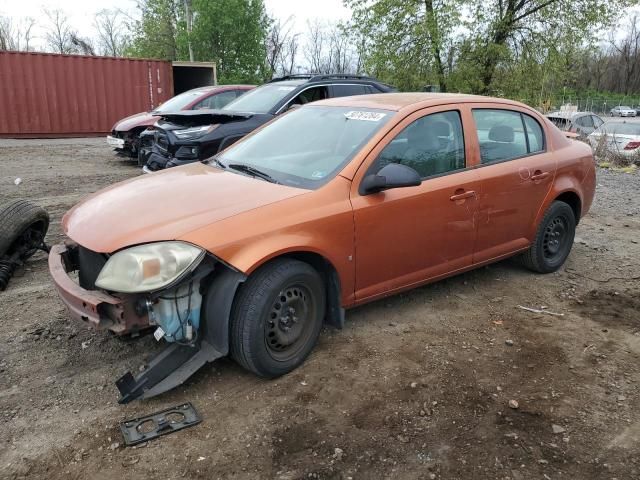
521,200 -> 576,274
0,200 -> 49,259
230,258 -> 326,378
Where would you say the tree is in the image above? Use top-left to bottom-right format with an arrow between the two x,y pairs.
345,0 -> 636,94
127,0 -> 270,82
346,0 -> 462,91
463,0 -> 635,95
609,15 -> 640,95
70,33 -> 96,55
126,0 -> 183,60
302,20 -> 362,74
95,9 -> 130,57
265,16 -> 297,77
0,16 -> 36,51
189,0 -> 270,82
44,9 -> 76,54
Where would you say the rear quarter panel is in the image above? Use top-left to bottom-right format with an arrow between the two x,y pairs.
531,132 -> 595,237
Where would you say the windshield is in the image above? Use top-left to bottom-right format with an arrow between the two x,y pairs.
597,122 -> 640,136
214,106 -> 393,189
222,84 -> 298,113
618,106 -> 632,110
154,90 -> 207,113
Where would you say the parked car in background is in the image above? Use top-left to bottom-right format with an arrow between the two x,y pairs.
50,93 -> 595,402
107,85 -> 254,159
609,105 -> 637,117
588,120 -> 640,157
143,74 -> 396,172
546,111 -> 604,138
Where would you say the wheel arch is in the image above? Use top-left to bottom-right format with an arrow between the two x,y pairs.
200,249 -> 345,357
533,173 -> 585,237
250,250 -> 345,329
554,190 -> 582,224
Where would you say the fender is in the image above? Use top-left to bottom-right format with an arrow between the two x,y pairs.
531,174 -> 583,238
231,245 -> 348,329
200,265 -> 247,355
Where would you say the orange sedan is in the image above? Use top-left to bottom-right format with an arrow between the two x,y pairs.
49,93 -> 595,402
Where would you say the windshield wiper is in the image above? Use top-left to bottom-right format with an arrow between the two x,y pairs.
227,163 -> 278,183
209,155 -> 226,169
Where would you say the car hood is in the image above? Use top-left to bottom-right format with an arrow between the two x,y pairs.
63,163 -> 308,253
113,112 -> 158,131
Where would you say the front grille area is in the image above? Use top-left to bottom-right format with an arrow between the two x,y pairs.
78,246 -> 108,290
154,131 -> 169,153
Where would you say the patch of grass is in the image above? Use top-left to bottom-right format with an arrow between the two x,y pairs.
611,164 -> 638,174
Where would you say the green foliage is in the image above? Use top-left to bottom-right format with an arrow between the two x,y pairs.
190,0 -> 270,83
345,0 -> 639,99
126,0 -> 270,83
126,0 -> 184,61
346,0 -> 463,91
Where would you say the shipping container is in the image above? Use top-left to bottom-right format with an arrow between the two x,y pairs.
0,52 -> 216,137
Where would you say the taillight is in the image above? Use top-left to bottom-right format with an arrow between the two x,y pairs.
624,141 -> 640,150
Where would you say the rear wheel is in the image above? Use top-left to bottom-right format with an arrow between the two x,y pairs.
230,259 -> 325,378
521,201 -> 575,273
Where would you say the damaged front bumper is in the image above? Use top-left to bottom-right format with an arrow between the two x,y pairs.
49,241 -> 246,403
48,242 -> 150,335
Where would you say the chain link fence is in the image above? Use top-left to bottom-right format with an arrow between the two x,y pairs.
519,95 -> 640,115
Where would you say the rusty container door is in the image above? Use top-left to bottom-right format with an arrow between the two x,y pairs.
0,52 -> 173,137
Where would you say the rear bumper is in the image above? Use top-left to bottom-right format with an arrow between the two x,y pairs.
48,243 -> 150,335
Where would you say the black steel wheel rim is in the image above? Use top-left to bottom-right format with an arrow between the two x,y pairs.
265,284 -> 316,361
8,220 -> 47,260
542,214 -> 570,262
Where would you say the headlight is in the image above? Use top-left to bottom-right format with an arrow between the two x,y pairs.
173,125 -> 216,139
95,242 -> 205,293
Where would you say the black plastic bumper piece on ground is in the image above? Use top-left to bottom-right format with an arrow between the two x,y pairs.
116,340 -> 223,404
120,402 -> 201,446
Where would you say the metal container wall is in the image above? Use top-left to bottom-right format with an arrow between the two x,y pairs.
0,52 -> 173,137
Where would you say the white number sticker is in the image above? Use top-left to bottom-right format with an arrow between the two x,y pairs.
344,111 -> 386,122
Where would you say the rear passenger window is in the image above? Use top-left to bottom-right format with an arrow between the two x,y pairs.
332,84 -> 369,97
473,109 -> 545,164
523,114 -> 544,153
194,90 -> 238,110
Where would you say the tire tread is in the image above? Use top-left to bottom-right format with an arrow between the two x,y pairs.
0,200 -> 49,258
230,259 -> 324,377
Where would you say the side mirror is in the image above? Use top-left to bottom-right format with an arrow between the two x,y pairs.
360,163 -> 421,195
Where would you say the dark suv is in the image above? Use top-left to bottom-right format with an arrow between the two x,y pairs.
143,74 -> 396,172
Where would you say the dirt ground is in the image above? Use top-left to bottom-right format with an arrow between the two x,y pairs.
0,138 -> 639,480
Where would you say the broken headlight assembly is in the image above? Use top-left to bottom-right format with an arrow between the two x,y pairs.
95,241 -> 205,293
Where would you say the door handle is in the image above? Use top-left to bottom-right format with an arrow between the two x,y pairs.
450,190 -> 476,201
531,171 -> 550,181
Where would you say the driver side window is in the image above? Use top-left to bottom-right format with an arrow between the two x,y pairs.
372,110 -> 466,179
287,86 -> 329,108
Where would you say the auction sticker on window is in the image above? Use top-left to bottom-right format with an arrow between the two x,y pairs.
344,111 -> 387,122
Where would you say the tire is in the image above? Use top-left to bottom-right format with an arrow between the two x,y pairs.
521,201 -> 576,274
0,200 -> 49,259
230,259 -> 326,378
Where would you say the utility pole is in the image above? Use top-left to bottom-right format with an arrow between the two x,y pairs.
184,0 -> 194,62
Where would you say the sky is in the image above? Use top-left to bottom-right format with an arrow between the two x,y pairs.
0,0 -> 352,50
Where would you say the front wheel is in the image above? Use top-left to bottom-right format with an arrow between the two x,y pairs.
521,201 -> 576,273
230,259 -> 325,378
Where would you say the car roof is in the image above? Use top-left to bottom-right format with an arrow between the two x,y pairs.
547,111 -> 596,119
188,85 -> 254,93
313,92 -> 527,112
